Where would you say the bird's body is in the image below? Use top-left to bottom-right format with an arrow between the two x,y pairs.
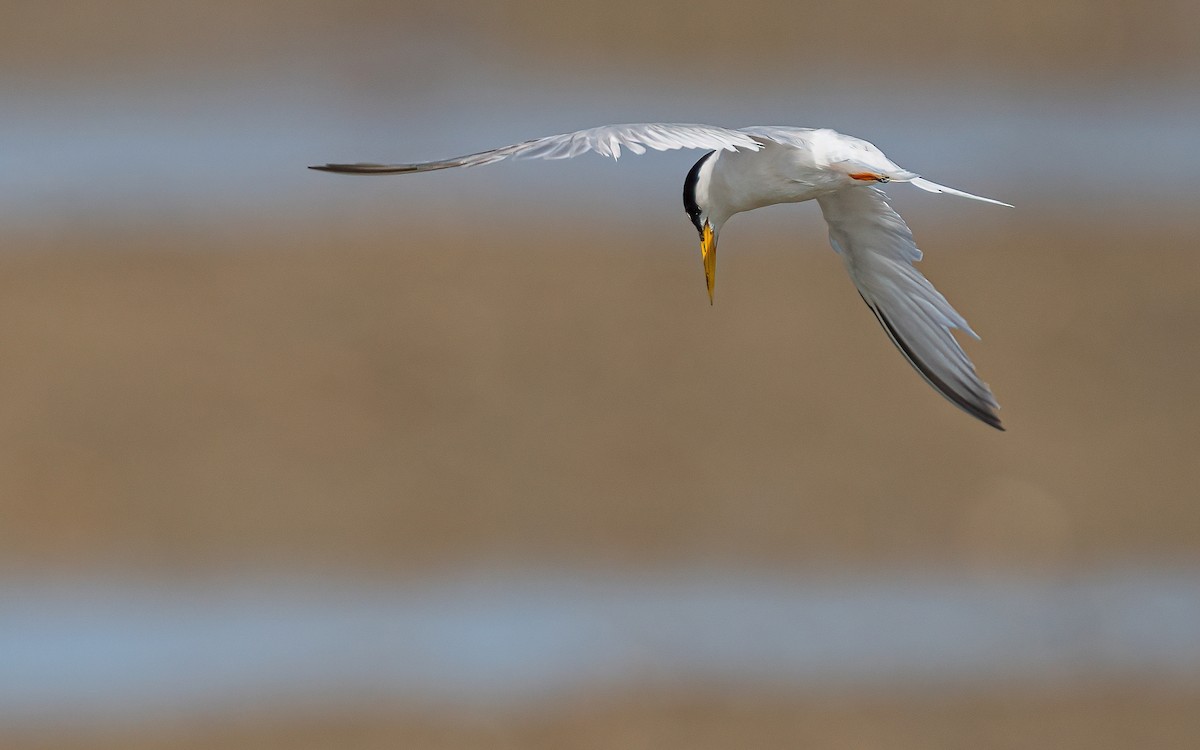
313,123 -> 1008,429
698,139 -> 835,222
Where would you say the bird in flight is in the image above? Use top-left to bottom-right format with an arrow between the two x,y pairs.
312,123 -> 1008,429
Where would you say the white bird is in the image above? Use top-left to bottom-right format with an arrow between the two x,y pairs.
312,123 -> 1009,429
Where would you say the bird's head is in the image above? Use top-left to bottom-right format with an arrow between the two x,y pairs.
683,151 -> 719,304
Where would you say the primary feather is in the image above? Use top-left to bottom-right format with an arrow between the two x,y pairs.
310,123 -> 762,174
818,187 -> 1002,429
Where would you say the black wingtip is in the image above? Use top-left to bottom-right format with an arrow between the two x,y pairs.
863,298 -> 1004,431
307,163 -> 417,175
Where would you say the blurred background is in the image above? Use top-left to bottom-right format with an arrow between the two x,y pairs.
2,1 -> 1199,747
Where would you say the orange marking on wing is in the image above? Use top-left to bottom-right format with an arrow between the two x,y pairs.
849,172 -> 880,181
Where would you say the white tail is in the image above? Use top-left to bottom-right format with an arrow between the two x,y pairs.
910,177 -> 1013,208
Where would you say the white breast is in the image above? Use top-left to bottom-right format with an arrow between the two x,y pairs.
701,140 -> 845,225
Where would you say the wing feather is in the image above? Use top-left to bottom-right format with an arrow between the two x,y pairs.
817,186 -> 1002,429
310,123 -> 762,174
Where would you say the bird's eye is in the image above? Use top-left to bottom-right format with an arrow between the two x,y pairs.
877,176 -> 891,183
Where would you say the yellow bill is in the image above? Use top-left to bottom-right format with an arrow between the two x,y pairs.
700,221 -> 717,305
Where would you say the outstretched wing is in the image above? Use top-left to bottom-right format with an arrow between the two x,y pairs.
310,123 -> 762,174
817,186 -> 1002,429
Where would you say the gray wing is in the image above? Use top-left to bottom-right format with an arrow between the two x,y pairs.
817,186 -> 1002,429
311,123 -> 762,174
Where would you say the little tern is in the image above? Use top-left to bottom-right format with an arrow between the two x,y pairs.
312,123 -> 1008,429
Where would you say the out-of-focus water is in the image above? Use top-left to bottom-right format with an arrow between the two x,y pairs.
2,568 -> 1198,726
3,71 -> 1197,227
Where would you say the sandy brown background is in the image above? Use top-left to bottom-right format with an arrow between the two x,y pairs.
2,216 -> 1196,576
3,1 -> 1198,747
